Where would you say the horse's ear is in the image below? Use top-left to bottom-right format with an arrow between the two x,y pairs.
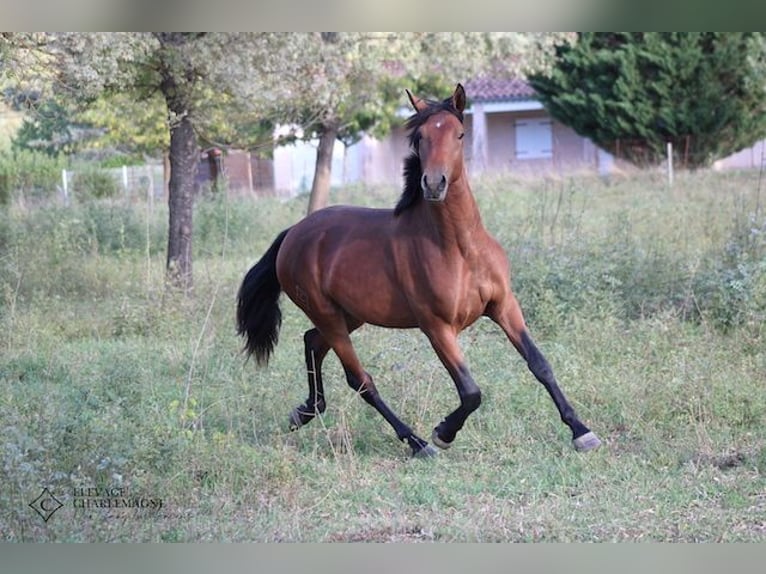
406,89 -> 428,112
452,83 -> 467,113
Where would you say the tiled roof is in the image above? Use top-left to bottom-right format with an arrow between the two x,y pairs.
464,77 -> 537,103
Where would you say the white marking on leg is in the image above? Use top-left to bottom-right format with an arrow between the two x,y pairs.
308,348 -> 319,411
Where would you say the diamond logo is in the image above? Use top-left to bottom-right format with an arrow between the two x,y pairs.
29,488 -> 64,522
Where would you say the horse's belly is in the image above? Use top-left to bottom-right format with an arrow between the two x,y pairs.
329,265 -> 419,328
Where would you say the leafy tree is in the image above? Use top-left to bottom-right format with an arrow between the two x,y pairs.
5,32 -> 300,291
53,32 -> 220,290
77,68 -> 275,163
528,32 -> 766,168
11,98 -> 79,156
47,32 -> 282,292
76,90 -> 167,162
279,33 -> 407,214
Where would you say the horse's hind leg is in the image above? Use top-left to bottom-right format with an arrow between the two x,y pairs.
319,322 -> 436,458
289,328 -> 331,429
289,318 -> 360,429
488,294 -> 601,451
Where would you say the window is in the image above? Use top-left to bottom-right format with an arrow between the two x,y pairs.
514,119 -> 553,159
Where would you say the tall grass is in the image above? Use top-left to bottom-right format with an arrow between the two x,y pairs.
0,171 -> 764,541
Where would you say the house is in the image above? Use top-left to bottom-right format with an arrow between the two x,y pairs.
349,77 -> 618,188
340,77 -> 611,189
271,78 -> 612,195
461,77 -> 612,177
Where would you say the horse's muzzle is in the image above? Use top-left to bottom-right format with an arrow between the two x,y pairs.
421,173 -> 448,202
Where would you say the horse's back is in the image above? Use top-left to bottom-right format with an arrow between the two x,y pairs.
278,205 -> 395,263
276,205 -> 419,327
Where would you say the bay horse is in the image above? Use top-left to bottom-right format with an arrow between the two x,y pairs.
237,83 -> 600,458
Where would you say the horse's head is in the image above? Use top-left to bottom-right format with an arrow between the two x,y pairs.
405,83 -> 466,203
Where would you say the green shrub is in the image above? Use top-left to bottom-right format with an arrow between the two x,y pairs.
98,154 -> 146,169
81,202 -> 165,255
0,149 -> 66,205
692,215 -> 766,331
70,165 -> 121,200
0,200 -> 167,304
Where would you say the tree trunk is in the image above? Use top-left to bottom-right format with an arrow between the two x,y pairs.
165,111 -> 197,292
306,120 -> 339,215
154,33 -> 203,294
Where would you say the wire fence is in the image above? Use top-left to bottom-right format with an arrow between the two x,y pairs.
61,163 -> 166,205
59,151 -> 278,208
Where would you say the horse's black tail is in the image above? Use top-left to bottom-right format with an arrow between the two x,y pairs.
236,228 -> 291,365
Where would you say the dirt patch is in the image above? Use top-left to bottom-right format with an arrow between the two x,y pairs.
691,451 -> 751,470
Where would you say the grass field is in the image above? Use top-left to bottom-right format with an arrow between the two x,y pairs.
1,169 -> 764,542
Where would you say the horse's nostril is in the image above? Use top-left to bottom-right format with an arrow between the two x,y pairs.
438,175 -> 447,192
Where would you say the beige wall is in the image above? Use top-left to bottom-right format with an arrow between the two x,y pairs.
480,111 -> 594,175
486,112 -> 517,171
713,139 -> 766,171
552,122 -> 589,169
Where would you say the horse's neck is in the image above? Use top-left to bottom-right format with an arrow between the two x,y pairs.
423,172 -> 485,255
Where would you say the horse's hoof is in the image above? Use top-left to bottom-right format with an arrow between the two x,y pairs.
431,429 -> 453,450
573,431 -> 601,452
288,408 -> 304,431
413,444 -> 438,459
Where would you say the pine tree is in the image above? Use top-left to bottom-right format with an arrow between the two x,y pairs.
528,33 -> 766,168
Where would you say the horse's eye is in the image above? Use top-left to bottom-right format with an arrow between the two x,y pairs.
458,132 -> 465,140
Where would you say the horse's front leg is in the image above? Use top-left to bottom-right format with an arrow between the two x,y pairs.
422,323 -> 483,449
487,294 -> 601,452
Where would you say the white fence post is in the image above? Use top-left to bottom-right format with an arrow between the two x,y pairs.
246,151 -> 254,194
667,142 -> 674,187
61,169 -> 69,204
122,165 -> 129,196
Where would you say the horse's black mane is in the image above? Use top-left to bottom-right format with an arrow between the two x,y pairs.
393,96 -> 464,216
